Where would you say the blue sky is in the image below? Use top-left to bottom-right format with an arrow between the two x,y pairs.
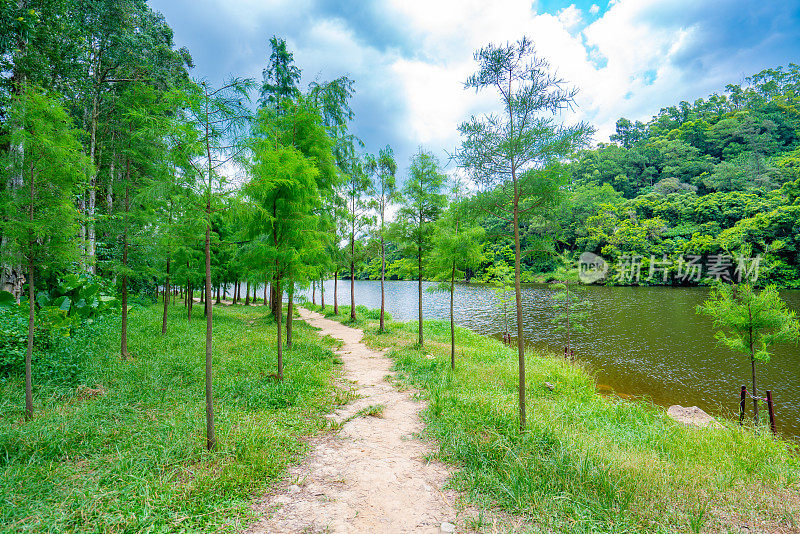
150,0 -> 800,178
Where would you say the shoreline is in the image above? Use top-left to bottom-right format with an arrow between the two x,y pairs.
300,300 -> 799,532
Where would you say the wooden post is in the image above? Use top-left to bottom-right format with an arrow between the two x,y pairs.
739,385 -> 746,426
766,390 -> 776,436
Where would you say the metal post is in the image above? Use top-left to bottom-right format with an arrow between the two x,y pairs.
766,390 -> 776,436
739,385 -> 746,426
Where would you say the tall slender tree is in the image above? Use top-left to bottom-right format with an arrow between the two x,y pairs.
368,146 -> 398,332
342,157 -> 372,321
698,284 -> 799,426
0,87 -> 89,419
181,77 -> 252,450
456,37 -> 592,430
394,148 -> 446,346
430,181 -> 484,368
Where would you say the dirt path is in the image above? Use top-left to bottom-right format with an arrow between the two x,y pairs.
246,308 -> 469,534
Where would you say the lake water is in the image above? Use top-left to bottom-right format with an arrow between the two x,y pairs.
300,279 -> 800,439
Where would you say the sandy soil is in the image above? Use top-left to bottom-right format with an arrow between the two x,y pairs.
245,308 -> 471,534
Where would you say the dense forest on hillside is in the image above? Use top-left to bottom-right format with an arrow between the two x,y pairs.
362,65 -> 800,288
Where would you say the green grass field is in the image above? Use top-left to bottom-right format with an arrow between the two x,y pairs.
0,301 -> 341,532
308,302 -> 800,533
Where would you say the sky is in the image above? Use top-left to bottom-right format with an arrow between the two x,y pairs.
150,0 -> 800,179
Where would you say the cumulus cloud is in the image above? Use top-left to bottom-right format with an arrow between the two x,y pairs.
151,0 -> 800,177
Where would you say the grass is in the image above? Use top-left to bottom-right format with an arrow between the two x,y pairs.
306,302 -> 800,533
0,300 -> 340,533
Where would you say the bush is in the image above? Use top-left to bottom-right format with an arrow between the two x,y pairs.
0,303 -> 107,387
0,308 -> 27,376
0,307 -> 54,377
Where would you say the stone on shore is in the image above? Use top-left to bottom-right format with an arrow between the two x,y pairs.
667,405 -> 721,428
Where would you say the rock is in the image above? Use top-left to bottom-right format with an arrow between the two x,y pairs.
543,382 -> 555,391
667,405 -> 722,428
440,522 -> 456,533
287,484 -> 301,494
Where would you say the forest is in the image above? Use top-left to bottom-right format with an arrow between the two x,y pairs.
2,1 -> 800,532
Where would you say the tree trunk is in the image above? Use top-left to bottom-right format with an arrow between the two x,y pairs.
350,223 -> 356,320
268,282 -> 273,313
334,271 -> 339,315
312,280 -> 316,306
263,276 -> 268,306
418,246 -> 423,347
204,202 -> 215,450
380,232 -> 386,332
215,283 -> 221,305
350,260 -> 356,320
275,275 -> 283,381
752,357 -> 758,426
87,94 -> 98,274
566,282 -> 571,354
203,88 -> 216,451
25,260 -> 34,420
24,153 -> 34,419
161,256 -> 170,335
187,283 -> 193,320
320,278 -> 325,309
245,280 -> 250,305
450,264 -> 456,369
286,283 -> 293,348
120,181 -> 130,360
512,173 -> 526,431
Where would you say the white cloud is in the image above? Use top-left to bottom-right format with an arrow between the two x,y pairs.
557,4 -> 583,31
155,0 -> 800,176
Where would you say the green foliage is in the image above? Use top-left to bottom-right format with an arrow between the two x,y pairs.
391,148 -> 447,275
697,284 -> 800,365
550,278 -> 591,353
0,305 -> 102,386
560,64 -> 800,288
486,261 -> 515,336
0,86 -> 88,271
32,273 -> 119,331
0,303 -> 336,532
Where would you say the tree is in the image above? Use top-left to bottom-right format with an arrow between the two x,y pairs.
395,148 -> 446,346
697,284 -> 799,426
430,181 -> 484,368
550,280 -> 590,358
244,105 -> 321,380
368,145 -> 398,332
342,155 -> 372,321
180,77 -> 252,450
487,261 -> 515,344
0,86 -> 89,419
456,37 -> 592,430
259,36 -> 300,109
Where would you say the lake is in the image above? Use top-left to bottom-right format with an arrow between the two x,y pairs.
300,279 -> 800,439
